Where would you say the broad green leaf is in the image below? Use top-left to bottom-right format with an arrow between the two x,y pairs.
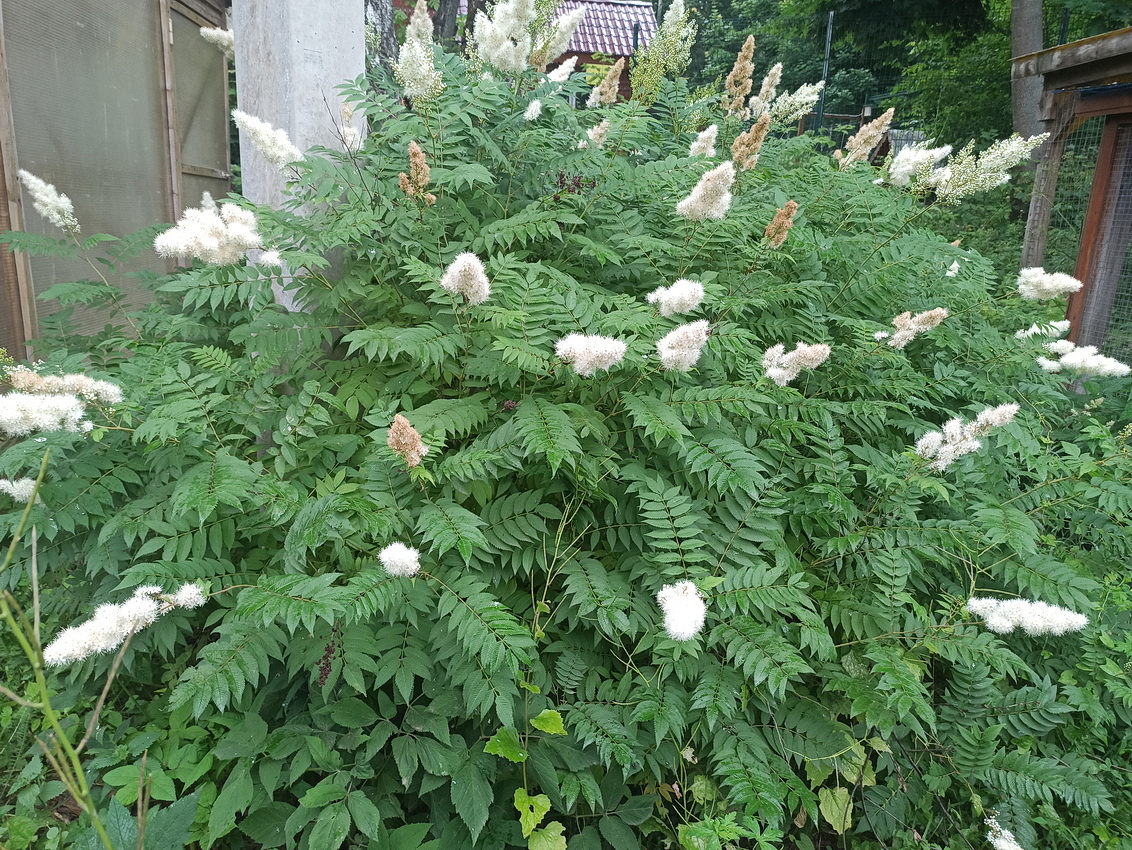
529,821 -> 567,850
818,787 -> 853,834
514,788 -> 552,838
530,709 -> 567,735
308,802 -> 351,850
143,792 -> 201,850
485,727 -> 528,762
299,777 -> 347,808
452,757 -> 493,842
347,793 -> 383,838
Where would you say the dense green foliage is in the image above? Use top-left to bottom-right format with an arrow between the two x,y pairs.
2,48 -> 1132,850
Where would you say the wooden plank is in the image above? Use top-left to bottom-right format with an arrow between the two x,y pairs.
158,0 -> 182,220
1021,92 -> 1078,267
1013,26 -> 1132,80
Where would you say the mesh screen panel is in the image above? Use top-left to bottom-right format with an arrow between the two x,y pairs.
1046,116 -> 1106,276
1078,122 -> 1132,360
3,0 -> 172,335
172,10 -> 229,177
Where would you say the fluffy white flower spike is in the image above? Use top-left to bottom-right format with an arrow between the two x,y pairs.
547,56 -> 578,82
656,580 -> 706,641
380,542 -> 421,577
657,321 -> 711,371
0,478 -> 38,503
968,597 -> 1088,637
394,0 -> 444,102
439,252 -> 491,305
1036,338 -> 1130,378
768,82 -> 825,126
154,203 -> 263,265
199,26 -> 235,56
1016,267 -> 1083,300
6,366 -> 123,404
17,170 -> 80,234
0,393 -> 90,436
475,0 -> 537,74
231,110 -> 303,170
646,279 -> 705,316
689,125 -> 718,158
886,142 -> 952,187
874,308 -> 949,349
524,99 -> 542,121
676,162 -> 735,221
762,342 -> 831,386
555,334 -> 627,376
914,403 -> 1018,471
985,816 -> 1026,850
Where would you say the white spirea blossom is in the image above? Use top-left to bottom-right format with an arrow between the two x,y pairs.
394,0 -> 444,102
0,478 -> 38,503
676,161 -> 735,220
340,125 -> 362,153
6,365 -> 123,404
440,252 -> 491,305
968,597 -> 1088,637
656,580 -> 706,641
524,99 -> 542,121
580,119 -> 611,149
914,403 -> 1018,471
42,584 -> 205,666
646,279 -> 704,316
985,816 -> 1026,850
768,82 -> 825,126
231,110 -> 303,170
1016,267 -> 1083,300
838,108 -> 894,170
199,26 -> 234,56
380,542 -> 421,577
475,0 -> 536,75
547,56 -> 577,82
555,334 -> 627,376
918,134 -> 1048,203
154,203 -> 263,265
657,320 -> 711,371
748,62 -> 783,118
1015,319 -> 1070,340
689,125 -> 718,158
886,142 -> 952,187
17,170 -> 80,234
874,308 -> 949,349
946,260 -> 960,277
0,393 -> 90,436
1038,339 -> 1131,378
535,8 -> 585,66
762,342 -> 832,386
258,250 -> 283,267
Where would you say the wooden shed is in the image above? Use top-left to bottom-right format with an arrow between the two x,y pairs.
0,0 -> 232,357
1015,28 -> 1132,360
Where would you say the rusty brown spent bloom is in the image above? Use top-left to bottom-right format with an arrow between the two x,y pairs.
838,107 -> 895,169
399,142 -> 437,205
388,414 -> 429,468
730,112 -> 771,170
587,58 -> 625,107
765,200 -> 798,249
722,35 -> 755,115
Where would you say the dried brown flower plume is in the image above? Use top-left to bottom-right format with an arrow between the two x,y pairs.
764,200 -> 798,249
388,414 -> 429,468
399,141 -> 436,205
722,36 -> 755,115
730,112 -> 771,171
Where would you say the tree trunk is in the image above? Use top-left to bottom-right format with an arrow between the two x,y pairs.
365,0 -> 398,68
464,0 -> 484,54
1011,0 -> 1044,139
436,0 -> 460,48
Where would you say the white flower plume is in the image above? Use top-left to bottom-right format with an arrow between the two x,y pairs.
874,308 -> 949,349
154,203 -> 263,265
1036,338 -> 1130,378
555,334 -> 627,376
380,542 -> 421,577
0,478 -> 38,503
656,580 -> 706,640
689,125 -> 718,158
914,403 -> 1018,472
676,161 -> 735,221
475,0 -> 537,75
967,597 -> 1088,637
657,320 -> 711,371
886,142 -> 952,187
199,26 -> 234,56
17,170 -> 80,234
768,82 -> 824,126
439,252 -> 491,305
231,110 -> 303,170
762,342 -> 831,386
547,56 -> 577,82
646,279 -> 704,316
1016,267 -> 1083,300
394,0 -> 444,102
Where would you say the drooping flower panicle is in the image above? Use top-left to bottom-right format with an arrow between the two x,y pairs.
524,99 -> 542,121
967,597 -> 1088,637
768,81 -> 824,126
656,580 -> 706,640
836,108 -> 894,169
1015,267 -> 1083,300
547,56 -> 577,82
6,366 -> 122,404
154,203 -> 263,265
231,110 -> 303,170
1037,339 -> 1130,378
555,334 -> 628,376
0,393 -> 91,436
17,170 -> 80,235
677,161 -> 735,220
918,134 -> 1048,204
646,279 -> 705,316
199,26 -> 235,56
885,142 -> 952,187
439,252 -> 491,305
0,478 -> 38,503
914,403 -> 1018,471
587,58 -> 625,108
762,342 -> 831,386
985,816 -> 1026,850
657,320 -> 711,371
530,8 -> 585,71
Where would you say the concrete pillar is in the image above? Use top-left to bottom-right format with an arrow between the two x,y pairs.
232,0 -> 366,309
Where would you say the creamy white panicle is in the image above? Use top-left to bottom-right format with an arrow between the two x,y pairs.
258,250 -> 283,267
676,161 -> 735,221
524,99 -> 542,121
199,26 -> 234,56
231,110 -> 303,170
17,170 -> 80,234
534,8 -> 585,68
657,320 -> 711,371
580,119 -> 611,149
914,403 -> 1018,472
985,816 -> 1026,850
646,278 -> 704,316
967,597 -> 1088,637
1016,267 -> 1083,300
42,584 -> 206,666
768,81 -> 824,126
838,108 -> 894,170
918,134 -> 1047,203
6,366 -> 122,404
946,260 -> 961,277
0,393 -> 90,436
656,580 -> 706,641
154,203 -> 263,265
0,478 -> 38,503
547,56 -> 578,82
440,252 -> 491,305
688,125 -> 718,158
1015,319 -> 1070,340
748,63 -> 783,118
762,342 -> 831,386
886,142 -> 952,187
555,334 -> 627,376
475,0 -> 536,74
394,0 -> 444,102
874,308 -> 949,350
340,125 -> 362,153
380,542 -> 421,577
1037,339 -> 1130,378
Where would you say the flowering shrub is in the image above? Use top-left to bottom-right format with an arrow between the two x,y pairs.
2,29 -> 1132,850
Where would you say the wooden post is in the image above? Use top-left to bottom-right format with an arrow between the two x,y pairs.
1020,90 -> 1077,268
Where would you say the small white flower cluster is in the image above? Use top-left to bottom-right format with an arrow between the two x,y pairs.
199,26 -> 234,56
768,82 -> 825,126
380,542 -> 421,577
1015,319 -> 1070,340
838,108 -> 894,170
1015,267 -> 1083,301
0,393 -> 90,436
967,597 -> 1088,637
555,334 -> 627,376
524,99 -> 542,121
647,279 -> 704,316
1038,339 -> 1130,378
688,125 -> 718,158
17,170 -> 80,235
946,260 -> 961,277
874,308 -> 949,349
475,0 -> 536,75
547,56 -> 577,83
154,203 -> 263,265
656,580 -> 706,641
531,8 -> 585,70
0,478 -> 38,503
7,365 -> 122,404
885,142 -> 952,187
340,126 -> 362,153
231,110 -> 302,170
918,134 -> 1048,204
43,584 -> 206,666
676,161 -> 735,221
657,321 -> 711,371
748,63 -> 783,118
259,250 -> 283,267
394,0 -> 444,103
580,119 -> 611,149
985,816 -> 1026,850
762,342 -> 831,386
914,403 -> 1018,471
439,252 -> 491,305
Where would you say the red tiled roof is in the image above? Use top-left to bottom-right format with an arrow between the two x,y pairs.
560,0 -> 656,57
